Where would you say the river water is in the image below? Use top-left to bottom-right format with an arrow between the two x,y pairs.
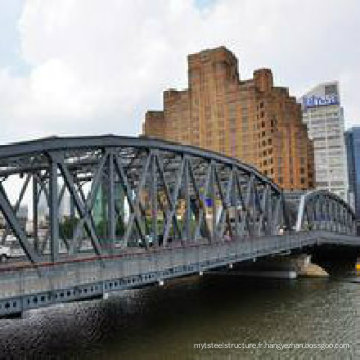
0,261 -> 359,359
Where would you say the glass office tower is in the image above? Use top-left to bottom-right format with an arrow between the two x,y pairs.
345,127 -> 360,218
301,82 -> 348,202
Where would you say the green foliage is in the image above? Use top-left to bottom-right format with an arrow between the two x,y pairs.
59,217 -> 79,239
96,219 -> 107,238
116,218 -> 125,236
96,217 -> 125,238
59,216 -> 125,240
143,217 -> 197,236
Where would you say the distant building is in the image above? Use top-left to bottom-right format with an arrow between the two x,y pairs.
17,205 -> 28,231
93,182 -> 124,228
0,205 -> 28,233
59,191 -> 71,220
37,191 -> 48,223
301,82 -> 348,201
143,46 -> 314,190
345,127 -> 360,217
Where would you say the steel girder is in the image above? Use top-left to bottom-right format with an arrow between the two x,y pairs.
295,190 -> 356,235
0,135 -> 286,264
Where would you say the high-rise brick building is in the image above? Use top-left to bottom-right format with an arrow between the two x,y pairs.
143,47 -> 314,190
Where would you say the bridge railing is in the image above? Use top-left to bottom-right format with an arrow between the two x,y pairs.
1,229 -> 359,316
0,232 -> 318,301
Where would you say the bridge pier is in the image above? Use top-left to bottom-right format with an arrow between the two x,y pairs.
211,254 -> 328,279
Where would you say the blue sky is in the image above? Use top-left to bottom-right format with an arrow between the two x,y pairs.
0,0 -> 29,75
0,0 -> 359,145
195,0 -> 216,9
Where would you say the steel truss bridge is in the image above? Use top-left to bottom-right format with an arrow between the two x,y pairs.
0,136 -> 358,317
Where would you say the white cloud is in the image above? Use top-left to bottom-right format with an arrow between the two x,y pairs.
0,0 -> 360,145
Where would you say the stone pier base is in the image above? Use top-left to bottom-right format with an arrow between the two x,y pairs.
227,254 -> 329,278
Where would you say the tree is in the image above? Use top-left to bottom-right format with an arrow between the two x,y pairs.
59,217 -> 79,239
96,219 -> 107,238
95,217 -> 125,238
116,218 -> 125,236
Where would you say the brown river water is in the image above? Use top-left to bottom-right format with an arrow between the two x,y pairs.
0,261 -> 359,359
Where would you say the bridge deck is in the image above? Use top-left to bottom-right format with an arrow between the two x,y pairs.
0,231 -> 358,317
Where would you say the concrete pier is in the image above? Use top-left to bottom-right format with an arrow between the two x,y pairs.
226,254 -> 328,279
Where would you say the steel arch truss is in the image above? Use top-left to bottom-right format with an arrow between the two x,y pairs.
0,136 -> 286,264
295,190 -> 356,235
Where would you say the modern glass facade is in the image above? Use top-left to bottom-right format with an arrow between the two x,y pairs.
93,182 -> 124,227
301,82 -> 348,202
345,127 -> 360,218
